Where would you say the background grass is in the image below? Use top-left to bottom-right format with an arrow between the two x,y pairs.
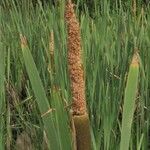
0,0 -> 150,149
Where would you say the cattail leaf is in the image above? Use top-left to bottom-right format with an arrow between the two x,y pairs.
20,35 -> 59,150
0,47 -> 5,150
120,53 -> 139,150
51,89 -> 72,150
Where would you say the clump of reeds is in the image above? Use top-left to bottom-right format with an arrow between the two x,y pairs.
65,0 -> 91,149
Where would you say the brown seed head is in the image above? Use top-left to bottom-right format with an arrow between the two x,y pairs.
65,0 -> 87,115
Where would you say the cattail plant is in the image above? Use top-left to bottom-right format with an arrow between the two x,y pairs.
65,0 -> 91,149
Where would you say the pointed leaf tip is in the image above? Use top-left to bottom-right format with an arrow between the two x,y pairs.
20,34 -> 27,49
131,53 -> 139,67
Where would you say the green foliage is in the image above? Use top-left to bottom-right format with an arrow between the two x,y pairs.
0,0 -> 150,149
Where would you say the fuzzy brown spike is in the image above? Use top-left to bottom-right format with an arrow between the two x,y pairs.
65,0 -> 87,115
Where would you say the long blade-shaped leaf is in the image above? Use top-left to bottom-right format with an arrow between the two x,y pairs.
51,89 -> 72,150
20,35 -> 59,150
0,47 -> 5,150
120,53 -> 139,150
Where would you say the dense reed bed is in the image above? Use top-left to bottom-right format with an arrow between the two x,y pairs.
0,0 -> 150,149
